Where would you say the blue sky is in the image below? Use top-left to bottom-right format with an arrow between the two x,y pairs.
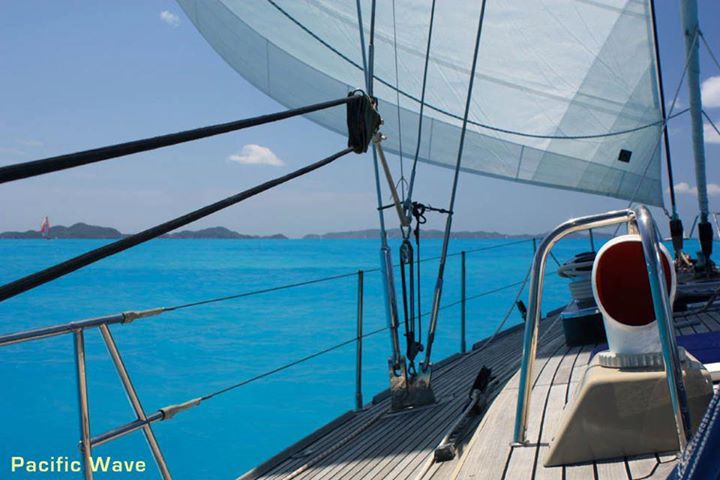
0,0 -> 719,237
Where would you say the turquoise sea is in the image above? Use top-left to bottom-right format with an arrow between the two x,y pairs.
0,237 -> 708,479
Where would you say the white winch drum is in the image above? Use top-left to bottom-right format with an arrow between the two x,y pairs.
591,234 -> 676,355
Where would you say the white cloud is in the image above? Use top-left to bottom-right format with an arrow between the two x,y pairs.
16,139 -> 43,147
673,181 -> 720,196
702,76 -> 720,108
228,144 -> 285,167
709,184 -> 720,196
666,99 -> 683,111
705,121 -> 720,144
0,147 -> 28,157
674,182 -> 693,194
160,10 -> 180,27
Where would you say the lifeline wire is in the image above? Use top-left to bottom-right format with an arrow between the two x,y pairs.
158,238 -> 537,315
156,268 -> 543,404
200,326 -> 388,401
0,239 -> 538,344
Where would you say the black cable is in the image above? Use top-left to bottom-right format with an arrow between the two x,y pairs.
649,0 -> 677,215
422,0 -> 489,370
165,271 -> 360,312
197,264 -> 548,402
0,147 -> 354,302
155,238 -> 536,315
201,326 -> 387,401
406,0 -> 437,203
427,267 -> 559,316
0,97 -> 355,184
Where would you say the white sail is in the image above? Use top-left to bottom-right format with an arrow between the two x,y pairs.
178,0 -> 665,206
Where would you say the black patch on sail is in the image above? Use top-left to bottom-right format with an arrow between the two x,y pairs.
618,149 -> 632,163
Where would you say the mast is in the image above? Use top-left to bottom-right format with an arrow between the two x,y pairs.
680,0 -> 713,264
649,0 -> 683,258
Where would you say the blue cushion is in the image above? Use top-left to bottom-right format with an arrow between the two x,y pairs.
589,331 -> 720,365
667,388 -> 720,479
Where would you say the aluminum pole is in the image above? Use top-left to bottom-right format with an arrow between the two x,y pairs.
99,325 -> 172,479
680,0 -> 713,260
635,206 -> 691,449
74,330 -> 93,480
461,251 -> 467,354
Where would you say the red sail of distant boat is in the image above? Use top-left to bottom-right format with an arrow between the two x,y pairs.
40,216 -> 50,239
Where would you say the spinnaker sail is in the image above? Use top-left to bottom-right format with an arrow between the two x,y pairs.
179,0 -> 665,206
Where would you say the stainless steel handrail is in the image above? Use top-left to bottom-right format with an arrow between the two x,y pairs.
0,308 -> 163,347
512,206 -> 691,452
635,206 -> 692,449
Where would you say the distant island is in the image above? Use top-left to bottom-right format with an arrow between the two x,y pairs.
0,222 -> 607,240
0,223 -> 288,240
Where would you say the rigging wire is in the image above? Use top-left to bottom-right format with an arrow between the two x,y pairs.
422,0 -> 489,370
699,31 -> 720,73
390,0 -> 406,200
649,0 -> 678,216
265,0 -> 690,142
407,0 -> 437,206
704,110 -> 720,138
355,0 -> 404,369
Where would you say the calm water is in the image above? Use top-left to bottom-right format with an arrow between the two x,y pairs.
0,236 -> 696,478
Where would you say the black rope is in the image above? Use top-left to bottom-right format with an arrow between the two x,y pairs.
0,147 -> 354,303
201,326 -> 388,401
0,97 -> 356,184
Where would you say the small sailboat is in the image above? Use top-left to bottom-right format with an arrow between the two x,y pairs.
40,216 -> 50,240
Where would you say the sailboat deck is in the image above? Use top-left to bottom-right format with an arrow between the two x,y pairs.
239,309 -> 720,480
